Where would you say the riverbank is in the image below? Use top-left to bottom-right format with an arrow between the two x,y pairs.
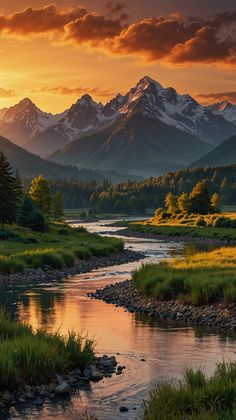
0,310 -> 122,412
111,226 -> 236,245
90,280 -> 236,331
0,249 -> 145,285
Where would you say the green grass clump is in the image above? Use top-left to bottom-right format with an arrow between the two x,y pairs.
133,247 -> 236,305
0,310 -> 94,389
0,223 -> 124,273
143,361 -> 236,420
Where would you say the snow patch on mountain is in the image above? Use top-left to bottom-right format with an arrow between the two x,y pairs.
209,101 -> 236,125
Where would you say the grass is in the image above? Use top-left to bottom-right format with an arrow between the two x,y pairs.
132,247 -> 236,305
0,223 -> 124,274
143,361 -> 236,420
126,221 -> 236,241
0,309 -> 94,389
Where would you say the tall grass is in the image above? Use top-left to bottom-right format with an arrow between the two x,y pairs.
143,361 -> 236,420
0,223 -> 124,274
128,221 -> 236,241
0,309 -> 94,389
133,247 -> 236,305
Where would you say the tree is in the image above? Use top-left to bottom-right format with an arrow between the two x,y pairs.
165,192 -> 178,214
53,192 -> 64,222
18,196 -> 46,232
29,175 -> 51,217
189,181 -> 212,214
211,193 -> 222,213
0,152 -> 23,226
178,192 -> 191,213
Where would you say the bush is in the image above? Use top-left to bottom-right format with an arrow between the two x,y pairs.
195,217 -> 206,227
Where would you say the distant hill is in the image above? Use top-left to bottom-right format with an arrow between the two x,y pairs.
0,135 -> 140,182
191,134 -> 236,167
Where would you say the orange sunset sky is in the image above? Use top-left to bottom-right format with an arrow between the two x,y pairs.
0,0 -> 236,113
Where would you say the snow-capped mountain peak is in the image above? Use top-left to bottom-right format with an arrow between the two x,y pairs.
209,101 -> 236,125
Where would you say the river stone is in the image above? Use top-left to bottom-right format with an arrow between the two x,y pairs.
90,366 -> 104,381
55,382 -> 71,394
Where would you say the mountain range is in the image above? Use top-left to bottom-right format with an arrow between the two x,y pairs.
1,76 -> 236,177
0,135 -> 140,182
191,134 -> 236,168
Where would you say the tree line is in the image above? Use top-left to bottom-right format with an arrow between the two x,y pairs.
0,152 -> 64,231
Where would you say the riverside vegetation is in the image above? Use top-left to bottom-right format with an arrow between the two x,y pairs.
143,361 -> 236,420
0,223 -> 124,275
133,247 -> 236,304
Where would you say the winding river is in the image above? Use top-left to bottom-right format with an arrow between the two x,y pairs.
1,219 -> 236,420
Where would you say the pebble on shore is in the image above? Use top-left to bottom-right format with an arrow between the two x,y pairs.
89,280 -> 236,331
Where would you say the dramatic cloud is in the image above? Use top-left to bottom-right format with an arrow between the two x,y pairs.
65,13 -> 123,45
0,4 -> 236,67
196,91 -> 236,104
0,87 -> 15,98
36,85 -> 115,98
0,4 -> 87,36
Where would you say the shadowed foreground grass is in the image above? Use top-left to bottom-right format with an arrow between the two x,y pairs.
133,247 -> 236,304
143,361 -> 236,420
0,309 -> 94,389
0,223 -> 124,274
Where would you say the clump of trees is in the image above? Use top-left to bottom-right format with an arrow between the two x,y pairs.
0,152 -> 64,231
163,182 -> 221,216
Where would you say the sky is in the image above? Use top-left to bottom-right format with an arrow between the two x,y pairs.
0,0 -> 236,113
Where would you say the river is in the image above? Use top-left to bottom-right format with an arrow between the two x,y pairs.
1,219 -> 236,420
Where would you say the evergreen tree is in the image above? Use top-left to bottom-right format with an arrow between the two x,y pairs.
29,175 -> 51,217
211,193 -> 222,213
0,152 -> 22,226
53,192 -> 64,222
178,192 -> 191,213
165,192 -> 178,214
189,181 -> 212,214
18,195 -> 46,232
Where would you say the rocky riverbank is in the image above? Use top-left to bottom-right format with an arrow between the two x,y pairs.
0,355 -> 125,411
89,280 -> 236,331
109,228 -> 236,246
0,249 -> 145,285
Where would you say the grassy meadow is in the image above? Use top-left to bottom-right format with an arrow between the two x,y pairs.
144,361 -> 236,420
0,309 -> 94,389
133,247 -> 236,305
0,223 -> 124,274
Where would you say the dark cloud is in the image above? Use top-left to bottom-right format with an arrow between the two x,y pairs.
65,13 -> 123,44
0,4 -> 87,36
0,4 -> 235,67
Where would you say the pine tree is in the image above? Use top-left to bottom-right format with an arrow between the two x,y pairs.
18,195 -> 46,232
53,192 -> 64,222
211,193 -> 222,213
189,181 -> 212,214
165,192 -> 178,214
29,175 -> 51,217
178,192 -> 191,213
0,152 -> 22,226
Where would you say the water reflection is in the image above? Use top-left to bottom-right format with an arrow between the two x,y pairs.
0,221 -> 235,419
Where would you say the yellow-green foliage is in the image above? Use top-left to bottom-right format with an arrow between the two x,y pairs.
133,247 -> 236,305
0,223 -> 124,273
0,309 -> 94,389
143,361 -> 236,420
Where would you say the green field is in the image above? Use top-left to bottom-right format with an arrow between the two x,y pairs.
133,246 -> 236,304
0,223 -> 124,274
